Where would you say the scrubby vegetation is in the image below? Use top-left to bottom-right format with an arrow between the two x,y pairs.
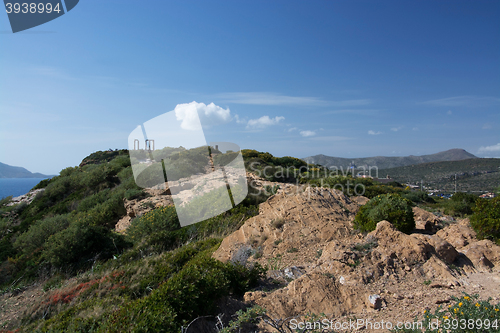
470,197 -> 500,245
242,149 -> 308,183
380,158 -> 500,193
1,147 -> 498,332
0,149 -> 271,332
394,294 -> 500,333
353,193 -> 415,234
443,192 -> 478,217
0,153 -> 137,285
242,149 -> 433,201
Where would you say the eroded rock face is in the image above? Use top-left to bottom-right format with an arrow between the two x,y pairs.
462,240 -> 500,272
218,188 -> 500,323
413,207 -> 440,232
212,185 -> 362,265
436,220 -> 477,249
367,221 -> 433,265
244,272 -> 365,318
412,234 -> 459,264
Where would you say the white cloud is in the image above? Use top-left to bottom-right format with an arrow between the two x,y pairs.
217,92 -> 327,106
174,101 -> 231,130
216,92 -> 372,107
447,110 -> 453,115
368,130 -> 382,135
328,99 -> 372,107
300,130 -> 316,137
478,143 -> 500,153
323,107 -> 377,115
234,114 -> 246,124
287,127 -> 298,132
246,115 -> 285,129
422,95 -> 500,107
308,135 -> 351,141
391,126 -> 403,132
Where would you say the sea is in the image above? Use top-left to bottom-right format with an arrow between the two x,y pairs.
0,178 -> 49,200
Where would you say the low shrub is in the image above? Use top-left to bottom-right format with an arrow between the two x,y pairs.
42,221 -> 129,268
470,197 -> 500,244
99,253 -> 265,332
126,206 -> 180,243
0,195 -> 13,206
444,192 -> 478,217
76,188 -> 111,212
402,191 -> 434,204
124,188 -> 147,200
14,214 -> 70,255
353,193 -> 415,234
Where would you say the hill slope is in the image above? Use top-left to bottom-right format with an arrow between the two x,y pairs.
304,148 -> 476,170
0,162 -> 51,178
380,158 -> 500,192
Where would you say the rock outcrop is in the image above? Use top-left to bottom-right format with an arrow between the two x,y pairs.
212,184 -> 500,324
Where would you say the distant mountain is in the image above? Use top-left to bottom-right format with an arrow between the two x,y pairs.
0,162 -> 52,179
303,149 -> 477,170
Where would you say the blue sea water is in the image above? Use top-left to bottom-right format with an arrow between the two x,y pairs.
0,178 -> 48,200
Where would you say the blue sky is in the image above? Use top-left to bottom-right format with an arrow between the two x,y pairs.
1,0 -> 499,175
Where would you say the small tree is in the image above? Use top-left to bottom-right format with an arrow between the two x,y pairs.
470,197 -> 500,244
353,193 -> 415,234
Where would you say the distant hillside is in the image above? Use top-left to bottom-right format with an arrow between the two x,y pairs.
303,149 -> 476,170
380,158 -> 500,193
0,162 -> 51,179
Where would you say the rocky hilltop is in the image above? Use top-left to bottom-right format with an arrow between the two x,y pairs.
1,153 -> 498,332
210,181 -> 499,329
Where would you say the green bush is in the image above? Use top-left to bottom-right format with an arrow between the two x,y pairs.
353,193 -> 415,234
32,178 -> 51,190
444,192 -> 478,216
101,255 -> 265,332
308,176 -> 405,199
0,195 -> 12,206
42,221 -> 129,268
241,149 -> 260,159
402,190 -> 434,204
14,214 -> 70,255
470,197 -> 500,244
273,156 -> 307,168
76,188 -> 111,212
126,206 -> 180,243
0,234 -> 15,263
72,194 -> 126,229
80,164 -> 117,192
108,154 -> 131,172
124,188 -> 147,200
